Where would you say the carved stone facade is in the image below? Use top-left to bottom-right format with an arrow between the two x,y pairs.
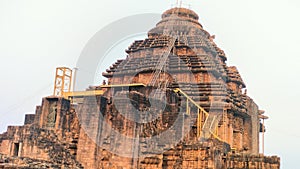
0,8 -> 279,169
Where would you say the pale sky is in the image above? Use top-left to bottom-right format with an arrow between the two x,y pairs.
0,0 -> 299,168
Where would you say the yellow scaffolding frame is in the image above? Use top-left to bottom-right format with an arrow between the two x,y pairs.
100,83 -> 146,88
60,83 -> 146,101
62,90 -> 104,99
53,67 -> 72,96
174,88 -> 223,141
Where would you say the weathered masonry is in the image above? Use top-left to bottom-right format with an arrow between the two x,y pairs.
0,8 -> 280,169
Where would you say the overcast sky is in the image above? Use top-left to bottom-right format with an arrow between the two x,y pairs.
0,0 -> 299,168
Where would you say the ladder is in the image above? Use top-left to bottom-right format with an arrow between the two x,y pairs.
149,37 -> 177,87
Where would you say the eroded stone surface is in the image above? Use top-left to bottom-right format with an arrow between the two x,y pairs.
0,7 -> 280,169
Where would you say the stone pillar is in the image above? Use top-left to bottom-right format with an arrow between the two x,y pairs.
227,114 -> 234,147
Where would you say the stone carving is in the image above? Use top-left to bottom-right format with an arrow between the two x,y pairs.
47,103 -> 57,128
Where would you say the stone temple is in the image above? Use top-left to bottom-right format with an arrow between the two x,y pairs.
0,8 -> 280,169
